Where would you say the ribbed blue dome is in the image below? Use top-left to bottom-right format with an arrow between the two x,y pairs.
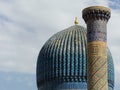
37,25 -> 114,90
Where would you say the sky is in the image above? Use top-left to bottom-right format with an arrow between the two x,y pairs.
0,0 -> 120,90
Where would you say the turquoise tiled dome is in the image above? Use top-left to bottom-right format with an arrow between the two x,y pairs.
37,25 -> 114,90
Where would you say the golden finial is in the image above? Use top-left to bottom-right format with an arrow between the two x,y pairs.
74,17 -> 79,25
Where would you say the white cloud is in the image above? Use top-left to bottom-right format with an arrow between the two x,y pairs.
0,0 -> 113,72
0,0 -> 120,89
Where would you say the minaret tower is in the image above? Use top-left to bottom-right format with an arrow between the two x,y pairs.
82,6 -> 111,90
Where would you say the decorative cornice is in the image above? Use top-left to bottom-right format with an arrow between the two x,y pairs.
82,6 -> 111,23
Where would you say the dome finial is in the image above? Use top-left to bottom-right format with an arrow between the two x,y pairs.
74,17 -> 79,25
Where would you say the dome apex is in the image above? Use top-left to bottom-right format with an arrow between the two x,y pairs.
74,17 -> 79,25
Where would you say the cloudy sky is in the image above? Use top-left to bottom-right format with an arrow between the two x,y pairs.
0,0 -> 120,90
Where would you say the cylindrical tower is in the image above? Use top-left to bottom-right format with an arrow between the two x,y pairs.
82,6 -> 111,90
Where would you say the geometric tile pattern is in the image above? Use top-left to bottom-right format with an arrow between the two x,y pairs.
88,42 -> 108,90
37,25 -> 114,90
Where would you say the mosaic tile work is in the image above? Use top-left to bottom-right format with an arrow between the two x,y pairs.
87,41 -> 108,90
37,25 -> 114,90
82,6 -> 111,90
38,82 -> 87,90
87,21 -> 107,42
